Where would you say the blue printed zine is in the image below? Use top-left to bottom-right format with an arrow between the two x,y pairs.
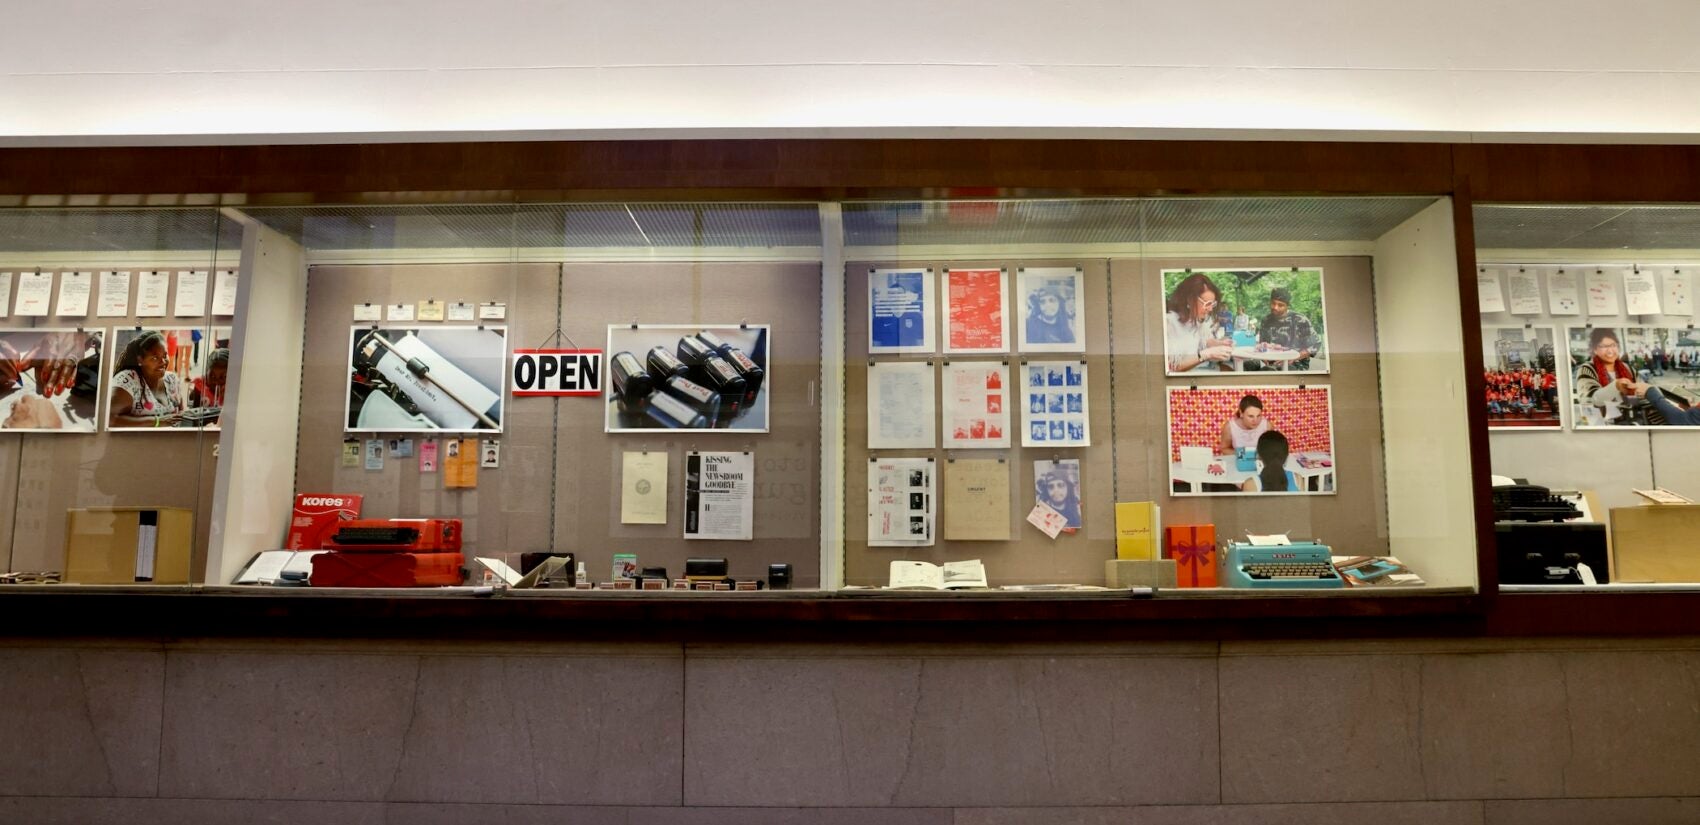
869,268 -> 935,353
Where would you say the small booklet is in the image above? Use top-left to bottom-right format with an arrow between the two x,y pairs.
888,559 -> 989,590
1633,487 -> 1694,505
1331,555 -> 1425,588
234,550 -> 326,585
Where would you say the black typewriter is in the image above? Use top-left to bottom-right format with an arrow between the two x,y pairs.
1491,484 -> 1581,523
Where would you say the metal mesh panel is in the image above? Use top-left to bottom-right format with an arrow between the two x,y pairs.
0,208 -> 237,253
1476,205 -> 1700,250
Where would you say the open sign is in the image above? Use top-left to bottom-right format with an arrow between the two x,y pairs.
511,349 -> 602,397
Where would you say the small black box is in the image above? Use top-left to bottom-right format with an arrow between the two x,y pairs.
767,563 -> 792,590
1494,522 -> 1610,584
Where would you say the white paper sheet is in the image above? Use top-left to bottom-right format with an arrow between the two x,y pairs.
1506,268 -> 1543,315
1026,502 -> 1067,539
1624,268 -> 1663,315
1019,360 -> 1090,447
479,302 -> 506,320
173,270 -> 208,316
386,303 -> 415,322
352,303 -> 381,322
866,361 -> 936,449
447,302 -> 476,321
96,271 -> 131,317
211,269 -> 239,316
14,272 -> 51,317
868,457 -> 935,547
1477,269 -> 1506,314
1547,269 -> 1581,315
54,271 -> 91,317
1663,269 -> 1693,316
0,272 -> 12,317
941,361 -> 1010,449
135,271 -> 169,317
1585,269 -> 1621,315
683,451 -> 754,540
621,451 -> 669,524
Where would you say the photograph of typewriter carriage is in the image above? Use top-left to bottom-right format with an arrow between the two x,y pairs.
605,325 -> 770,432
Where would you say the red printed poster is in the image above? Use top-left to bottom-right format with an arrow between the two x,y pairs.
944,268 -> 1009,354
942,362 -> 1011,449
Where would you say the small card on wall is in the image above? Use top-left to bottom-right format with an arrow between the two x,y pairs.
135,271 -> 169,317
363,439 -> 385,470
1476,269 -> 1506,314
447,302 -> 475,321
341,439 -> 360,468
480,440 -> 500,468
1624,268 -> 1663,315
1026,502 -> 1068,540
387,437 -> 414,458
386,303 -> 415,322
1506,268 -> 1542,315
419,438 -> 439,472
96,271 -> 131,317
479,302 -> 506,320
54,271 -> 92,316
1665,269 -> 1694,316
444,437 -> 478,488
0,272 -> 12,317
211,270 -> 239,316
353,303 -> 381,322
1548,269 -> 1580,315
174,270 -> 209,316
14,271 -> 51,317
1585,269 -> 1621,315
418,299 -> 445,321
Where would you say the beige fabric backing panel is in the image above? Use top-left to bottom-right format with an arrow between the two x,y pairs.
845,260 -> 1116,587
558,262 -> 823,586
2,266 -> 223,580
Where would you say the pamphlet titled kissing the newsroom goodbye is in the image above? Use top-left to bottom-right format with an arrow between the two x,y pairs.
684,451 -> 754,540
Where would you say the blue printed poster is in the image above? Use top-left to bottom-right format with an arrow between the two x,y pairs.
870,268 -> 935,353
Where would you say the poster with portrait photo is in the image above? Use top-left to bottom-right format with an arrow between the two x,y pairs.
1015,267 -> 1084,353
107,326 -> 232,431
605,325 -> 770,433
1567,325 -> 1700,429
345,325 -> 507,434
869,268 -> 935,354
1482,325 -> 1563,430
1033,458 -> 1083,531
0,328 -> 105,433
1161,268 -> 1330,376
1165,385 -> 1336,496
1020,360 -> 1089,447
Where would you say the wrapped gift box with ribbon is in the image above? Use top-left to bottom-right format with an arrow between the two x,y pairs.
1165,524 -> 1218,588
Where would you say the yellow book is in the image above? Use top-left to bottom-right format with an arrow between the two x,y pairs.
1115,501 -> 1160,560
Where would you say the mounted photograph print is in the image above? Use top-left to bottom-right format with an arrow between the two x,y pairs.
107,326 -> 232,431
345,326 -> 507,433
1015,267 -> 1084,353
1482,325 -> 1562,430
1166,385 -> 1336,496
606,325 -> 770,432
1568,325 -> 1700,428
869,267 -> 935,354
0,328 -> 105,432
1161,268 -> 1330,376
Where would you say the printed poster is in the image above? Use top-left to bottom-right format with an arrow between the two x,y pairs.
684,450 -> 754,540
1664,269 -> 1694,316
1016,267 -> 1084,353
943,268 -> 1009,353
1585,269 -> 1621,316
1547,269 -> 1581,315
1624,268 -> 1663,316
868,457 -> 935,547
1506,268 -> 1543,315
869,268 -> 935,354
1020,360 -> 1090,447
1477,269 -> 1506,314
866,361 -> 936,449
621,451 -> 669,524
942,361 -> 1010,449
943,458 -> 1010,541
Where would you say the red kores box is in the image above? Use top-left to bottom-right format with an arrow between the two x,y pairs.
286,494 -> 364,550
310,552 -> 465,587
1165,524 -> 1218,588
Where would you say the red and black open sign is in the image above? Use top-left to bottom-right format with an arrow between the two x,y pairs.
511,349 -> 602,397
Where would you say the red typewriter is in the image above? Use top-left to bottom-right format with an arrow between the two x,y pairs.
311,518 -> 464,588
322,519 -> 462,553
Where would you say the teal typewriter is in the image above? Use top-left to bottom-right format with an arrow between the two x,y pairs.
1223,540 -> 1344,589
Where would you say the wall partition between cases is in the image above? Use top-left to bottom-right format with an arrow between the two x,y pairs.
0,208 -> 238,586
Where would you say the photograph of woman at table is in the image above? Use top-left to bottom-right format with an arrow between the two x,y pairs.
108,331 -> 184,428
1163,272 -> 1233,373
1218,394 -> 1269,455
1572,326 -> 1637,425
1240,431 -> 1302,493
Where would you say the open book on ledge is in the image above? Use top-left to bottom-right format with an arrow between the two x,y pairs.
888,559 -> 989,590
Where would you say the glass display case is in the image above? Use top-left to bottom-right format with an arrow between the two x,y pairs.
1475,203 -> 1700,588
0,196 -> 1484,598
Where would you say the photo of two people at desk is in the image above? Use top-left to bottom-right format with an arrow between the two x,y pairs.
1570,325 -> 1700,428
1166,387 -> 1337,496
1162,268 -> 1330,376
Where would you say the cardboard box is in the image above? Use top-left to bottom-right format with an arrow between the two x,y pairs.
65,507 -> 195,584
1105,559 -> 1178,589
1164,524 -> 1217,588
1610,504 -> 1700,583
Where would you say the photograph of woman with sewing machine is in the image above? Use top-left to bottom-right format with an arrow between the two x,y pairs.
1568,325 -> 1700,429
1165,385 -> 1336,496
344,326 -> 507,433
